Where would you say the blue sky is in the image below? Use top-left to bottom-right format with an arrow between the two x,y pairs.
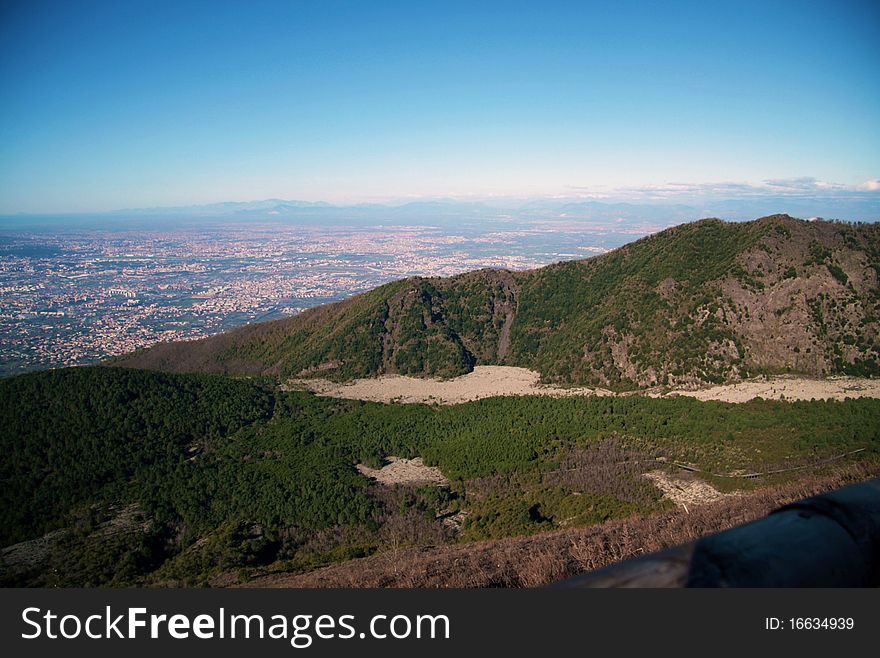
1,0 -> 878,213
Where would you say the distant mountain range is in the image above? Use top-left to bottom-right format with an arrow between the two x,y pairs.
114,215 -> 880,389
3,193 -> 879,229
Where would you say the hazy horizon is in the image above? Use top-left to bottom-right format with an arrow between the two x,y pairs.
2,191 -> 878,230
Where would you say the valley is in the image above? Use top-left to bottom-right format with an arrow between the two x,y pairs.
2,215 -> 879,588
2,364 -> 878,587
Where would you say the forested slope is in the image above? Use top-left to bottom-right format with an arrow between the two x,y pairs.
112,215 -> 880,389
3,366 -> 879,586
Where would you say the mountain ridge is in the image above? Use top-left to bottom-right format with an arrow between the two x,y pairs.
113,215 -> 880,389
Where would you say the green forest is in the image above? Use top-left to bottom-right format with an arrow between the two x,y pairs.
2,366 -> 879,586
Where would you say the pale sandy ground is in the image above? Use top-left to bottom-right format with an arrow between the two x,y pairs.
288,365 -> 879,405
672,375 -> 880,403
643,471 -> 729,510
290,366 -> 613,404
356,457 -> 448,486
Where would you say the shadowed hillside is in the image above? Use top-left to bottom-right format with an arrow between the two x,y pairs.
113,215 -> 880,389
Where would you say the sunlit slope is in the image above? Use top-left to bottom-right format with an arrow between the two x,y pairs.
113,215 -> 880,389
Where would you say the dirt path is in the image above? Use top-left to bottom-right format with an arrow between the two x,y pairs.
288,366 -> 879,405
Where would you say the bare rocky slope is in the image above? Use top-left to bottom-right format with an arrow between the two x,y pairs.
113,215 -> 880,390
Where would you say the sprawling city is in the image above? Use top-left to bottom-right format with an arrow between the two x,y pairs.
0,217 -> 638,376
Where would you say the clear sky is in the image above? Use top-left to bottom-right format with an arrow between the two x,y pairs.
1,0 -> 878,213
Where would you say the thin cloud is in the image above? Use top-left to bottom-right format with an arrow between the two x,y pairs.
567,178 -> 880,201
763,177 -> 847,192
